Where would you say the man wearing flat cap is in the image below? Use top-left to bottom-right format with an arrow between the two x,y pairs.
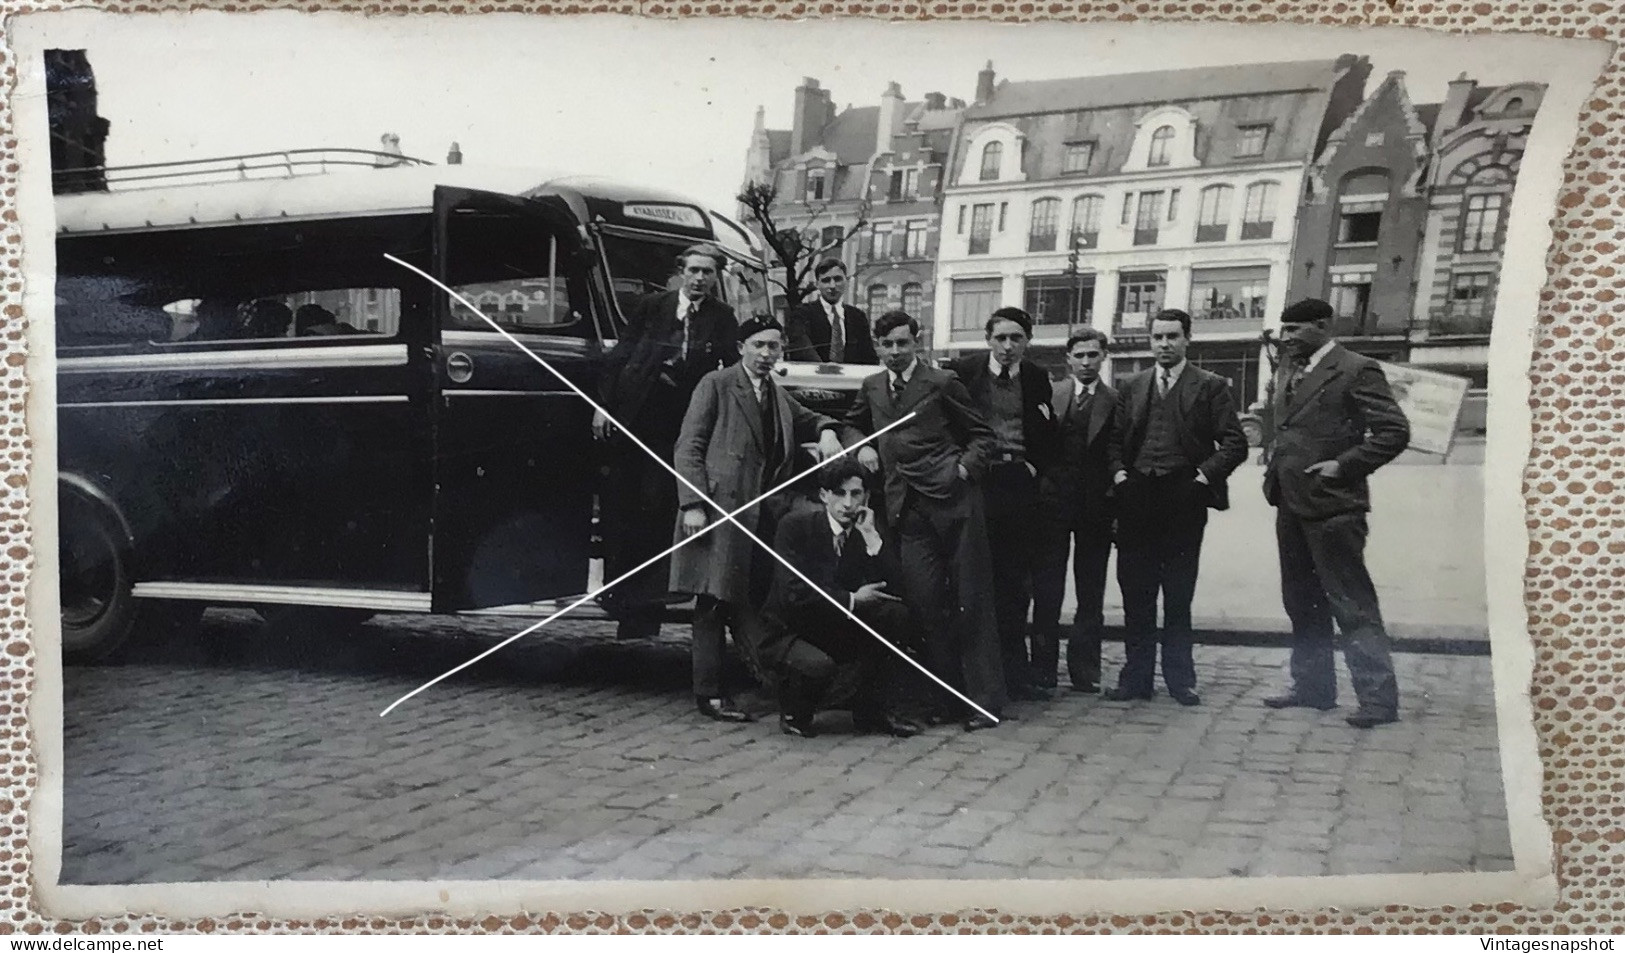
1263,297 -> 1411,729
670,314 -> 853,724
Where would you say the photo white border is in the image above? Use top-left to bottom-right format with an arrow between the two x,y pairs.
15,11 -> 1605,920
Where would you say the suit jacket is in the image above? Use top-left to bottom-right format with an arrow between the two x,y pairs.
762,506 -> 903,662
1039,377 -> 1120,525
785,300 -> 878,365
949,354 -> 1060,475
668,363 -> 854,604
597,290 -> 738,435
844,362 -> 998,522
1263,343 -> 1410,520
1110,363 -> 1249,511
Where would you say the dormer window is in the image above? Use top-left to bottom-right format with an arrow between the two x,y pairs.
1147,126 -> 1175,167
806,168 -> 827,202
980,142 -> 1003,182
1063,141 -> 1096,174
1235,125 -> 1270,158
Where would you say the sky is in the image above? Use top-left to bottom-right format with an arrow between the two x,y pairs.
29,13 -> 1592,213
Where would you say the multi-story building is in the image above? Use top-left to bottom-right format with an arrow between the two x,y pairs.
1289,70 -> 1434,365
1289,70 -> 1545,413
1410,75 -> 1545,388
934,57 -> 1371,402
741,78 -> 963,340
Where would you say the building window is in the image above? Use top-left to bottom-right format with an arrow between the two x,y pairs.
999,203 -> 1008,232
1189,265 -> 1270,323
1241,181 -> 1279,240
1024,273 -> 1095,328
1134,191 -> 1164,246
969,203 -> 994,255
1461,193 -> 1506,252
806,168 -> 826,202
1331,271 -> 1375,332
904,220 -> 928,259
820,225 -> 844,251
980,142 -> 1003,182
1115,270 -> 1167,330
1071,195 -> 1103,248
1063,141 -> 1095,174
1504,96 -> 1525,112
951,277 -> 1003,331
868,223 -> 893,262
1147,125 -> 1175,167
868,283 -> 889,316
1167,188 -> 1181,222
1449,272 -> 1494,317
1338,205 -> 1383,244
1028,198 -> 1061,252
1196,185 -> 1233,243
1234,125 -> 1269,158
901,282 -> 923,316
957,205 -> 966,235
887,168 -> 921,201
1121,192 -> 1134,226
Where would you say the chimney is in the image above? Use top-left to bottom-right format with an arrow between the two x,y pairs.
949,97 -> 967,109
925,91 -> 946,110
877,81 -> 904,154
791,77 -> 831,156
975,61 -> 996,107
1434,72 -> 1477,141
446,142 -> 463,165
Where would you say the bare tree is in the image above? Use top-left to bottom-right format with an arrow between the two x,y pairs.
736,180 -> 871,310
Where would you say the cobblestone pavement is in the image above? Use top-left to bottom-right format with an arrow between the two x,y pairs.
60,611 -> 1514,884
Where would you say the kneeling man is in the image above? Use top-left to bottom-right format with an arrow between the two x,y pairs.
762,458 -> 922,739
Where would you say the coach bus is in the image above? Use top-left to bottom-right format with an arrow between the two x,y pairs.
52,158 -> 782,662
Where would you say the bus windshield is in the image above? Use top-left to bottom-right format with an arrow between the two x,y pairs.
598,229 -> 772,330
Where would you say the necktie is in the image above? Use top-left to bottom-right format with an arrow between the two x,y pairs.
1158,368 -> 1172,397
834,530 -> 846,558
682,300 -> 701,359
828,305 -> 846,363
998,364 -> 1012,384
890,374 -> 906,403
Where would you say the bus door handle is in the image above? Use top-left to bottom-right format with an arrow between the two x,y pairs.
446,352 -> 474,384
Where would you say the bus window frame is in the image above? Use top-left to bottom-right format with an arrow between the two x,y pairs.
591,222 -> 770,334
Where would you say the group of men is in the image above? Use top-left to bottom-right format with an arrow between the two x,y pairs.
592,245 -> 1412,738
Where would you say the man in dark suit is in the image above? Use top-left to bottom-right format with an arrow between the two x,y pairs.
593,244 -> 740,641
1108,309 -> 1248,706
784,259 -> 879,365
846,310 -> 1005,731
950,307 -> 1058,701
761,458 -> 922,739
1031,329 -> 1119,694
1262,298 -> 1411,728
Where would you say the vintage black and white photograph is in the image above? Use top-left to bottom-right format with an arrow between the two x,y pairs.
15,13 -> 1605,918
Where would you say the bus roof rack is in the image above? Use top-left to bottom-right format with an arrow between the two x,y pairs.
53,148 -> 435,192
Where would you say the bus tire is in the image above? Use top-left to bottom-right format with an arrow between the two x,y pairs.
58,493 -> 138,665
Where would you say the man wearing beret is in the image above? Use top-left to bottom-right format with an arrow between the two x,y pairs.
670,314 -> 851,724
1263,298 -> 1411,728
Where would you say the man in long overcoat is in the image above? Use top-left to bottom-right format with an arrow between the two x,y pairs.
670,315 -> 852,723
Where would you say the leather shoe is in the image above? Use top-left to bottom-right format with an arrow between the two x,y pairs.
1346,709 -> 1398,729
1104,687 -> 1153,701
963,713 -> 1000,732
1169,688 -> 1201,707
1070,681 -> 1100,694
1012,684 -> 1052,702
1264,692 -> 1336,711
855,713 -> 922,738
779,713 -> 817,738
696,697 -> 754,723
